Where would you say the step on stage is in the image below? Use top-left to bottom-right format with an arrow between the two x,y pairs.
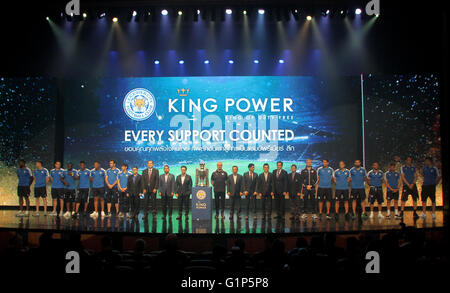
0,210 -> 445,234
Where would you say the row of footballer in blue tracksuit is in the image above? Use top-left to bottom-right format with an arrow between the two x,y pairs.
13,156 -> 441,221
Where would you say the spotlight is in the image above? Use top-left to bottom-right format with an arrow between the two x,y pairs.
178,11 -> 183,16
326,9 -> 330,15
154,60 -> 160,65
258,9 -> 265,15
306,15 -> 312,21
197,9 -> 201,15
355,8 -> 362,15
243,10 -> 247,15
278,59 -> 285,64
45,16 -> 49,21
228,60 -> 234,64
132,10 -> 137,17
179,60 -> 184,64
82,13 -> 87,18
253,59 -> 259,64
204,60 -> 210,64
292,9 -> 299,21
112,17 -> 118,22
99,12 -> 106,19
225,9 -> 232,15
161,9 -> 168,16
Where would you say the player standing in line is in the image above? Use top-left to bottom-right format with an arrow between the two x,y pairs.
105,160 -> 120,217
349,160 -> 368,220
316,159 -> 334,219
211,162 -> 228,219
300,159 -> 318,220
272,161 -> 288,219
74,161 -> 90,217
117,164 -> 132,218
127,166 -> 143,219
256,163 -> 275,220
90,161 -> 106,218
419,157 -> 441,219
159,164 -> 176,219
49,161 -> 65,217
61,162 -> 77,218
243,163 -> 258,220
287,164 -> 302,221
367,162 -> 384,219
226,165 -> 244,220
33,161 -> 49,216
384,163 -> 401,219
175,166 -> 193,220
332,161 -> 351,220
16,159 -> 33,217
400,156 -> 420,219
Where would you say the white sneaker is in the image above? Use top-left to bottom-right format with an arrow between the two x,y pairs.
71,211 -> 75,215
24,211 -> 30,217
64,211 -> 70,218
15,211 -> 24,217
301,214 -> 308,219
432,213 -> 436,220
33,212 -> 40,217
419,212 -> 426,219
118,212 -> 124,218
369,212 -> 374,219
378,213 -> 384,219
312,214 -> 318,220
101,211 -> 106,217
89,211 -> 97,218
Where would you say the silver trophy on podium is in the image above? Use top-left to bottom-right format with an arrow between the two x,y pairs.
195,162 -> 209,187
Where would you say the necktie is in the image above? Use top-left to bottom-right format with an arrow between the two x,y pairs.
250,173 -> 252,180
148,169 -> 152,182
277,170 -> 280,178
292,173 -> 294,180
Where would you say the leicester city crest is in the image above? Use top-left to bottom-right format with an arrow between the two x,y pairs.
123,88 -> 156,121
196,190 -> 206,200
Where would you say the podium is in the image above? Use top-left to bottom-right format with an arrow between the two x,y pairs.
192,186 -> 212,221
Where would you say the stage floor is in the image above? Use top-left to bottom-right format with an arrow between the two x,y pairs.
0,210 -> 444,235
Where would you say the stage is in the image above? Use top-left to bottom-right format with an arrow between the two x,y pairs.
0,209 -> 444,235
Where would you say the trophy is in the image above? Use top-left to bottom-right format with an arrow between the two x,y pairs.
195,163 -> 209,187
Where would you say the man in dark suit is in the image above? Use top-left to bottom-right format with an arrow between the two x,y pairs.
243,163 -> 258,220
288,164 -> 302,220
159,165 -> 176,219
226,166 -> 244,219
126,166 -> 143,219
141,160 -> 159,219
256,163 -> 275,219
211,162 -> 228,219
175,166 -> 192,220
272,161 -> 288,219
